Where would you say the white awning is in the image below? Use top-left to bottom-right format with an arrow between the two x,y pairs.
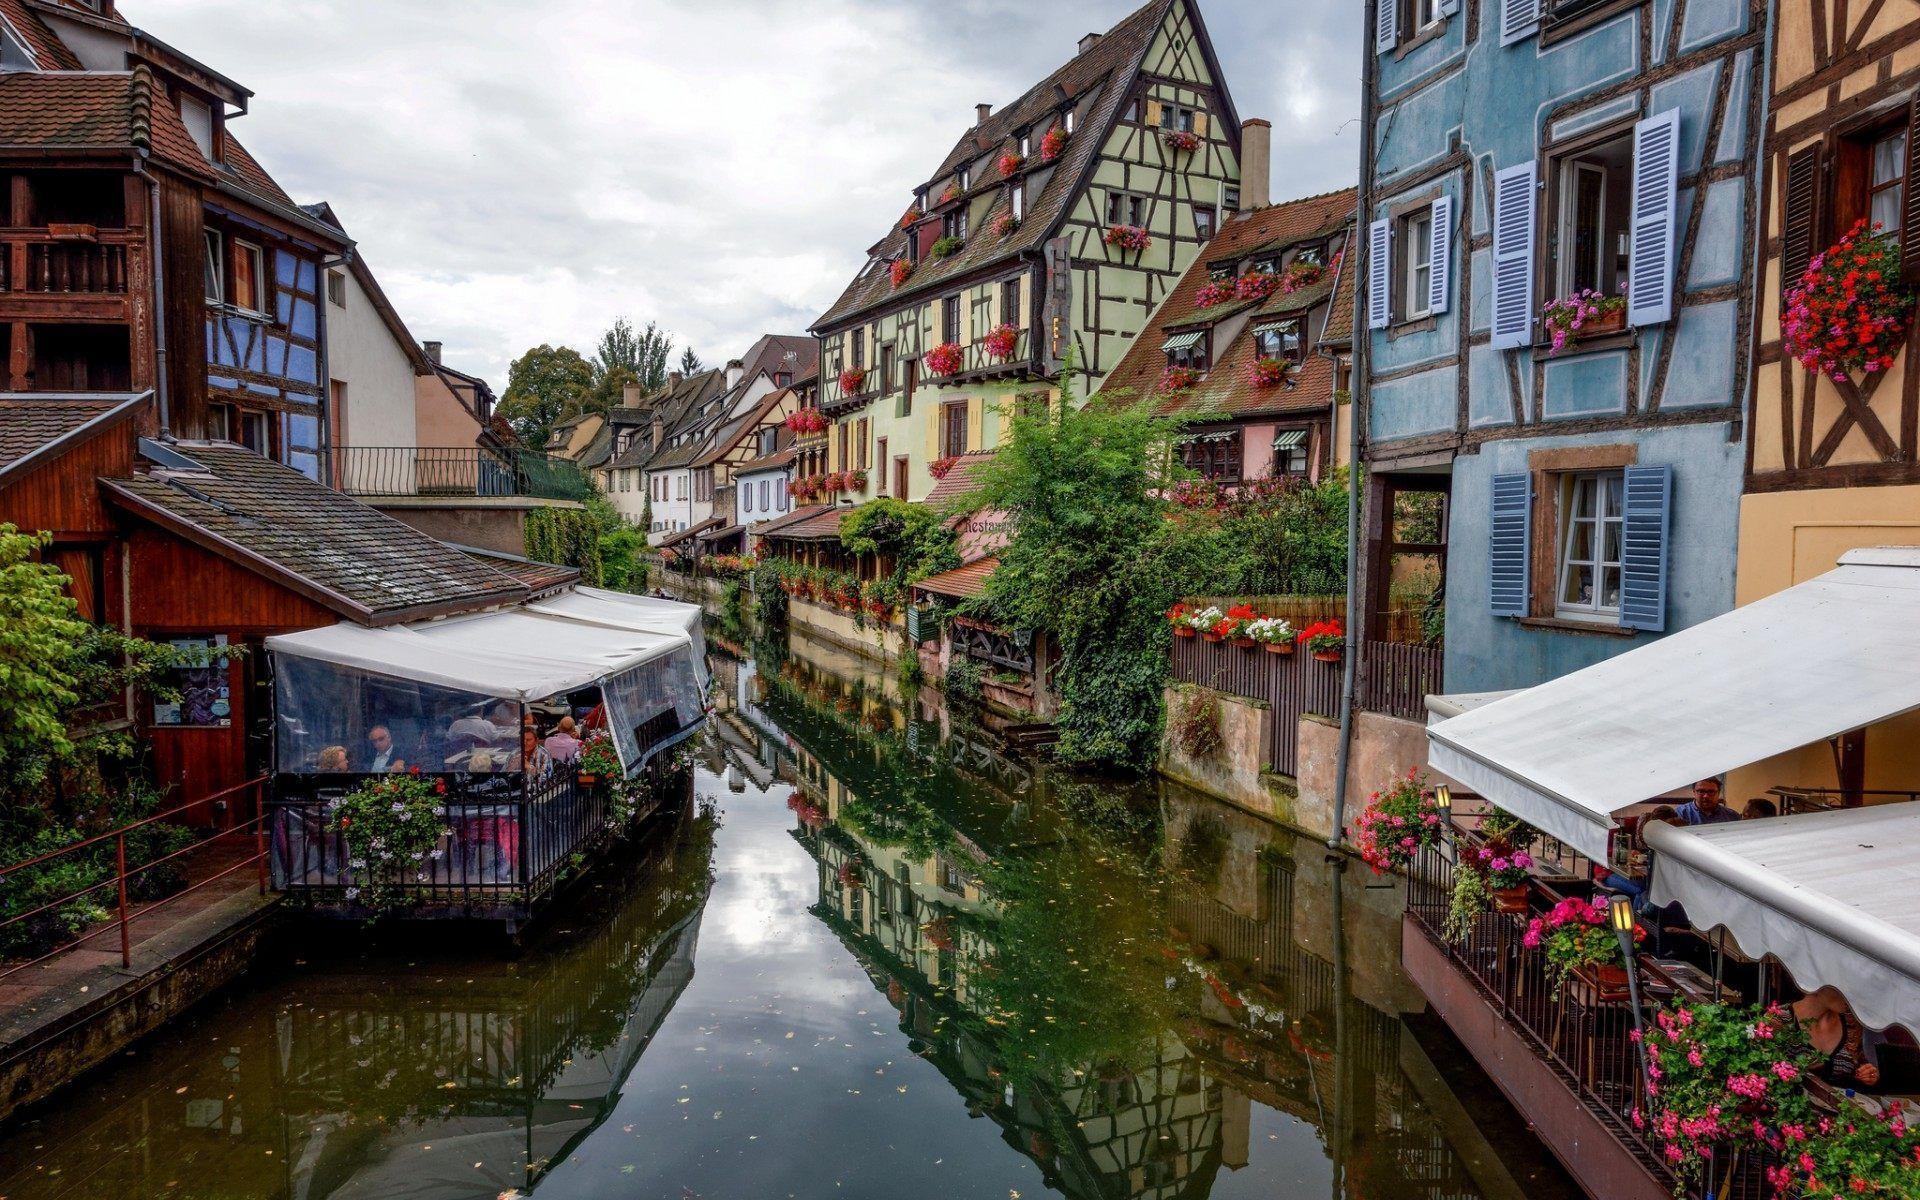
1271,429 -> 1307,450
1161,330 -> 1206,353
1427,548 -> 1920,861
266,600 -> 695,703
1647,805 -> 1920,1032
526,587 -> 708,687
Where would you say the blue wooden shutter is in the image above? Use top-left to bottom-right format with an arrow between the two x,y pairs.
1489,472 -> 1532,617
1627,108 -> 1681,327
1427,195 -> 1453,316
1376,0 -> 1397,53
1439,0 -> 1460,13
1367,217 -> 1393,330
1490,163 -> 1537,349
1501,0 -> 1541,45
1619,464 -> 1673,632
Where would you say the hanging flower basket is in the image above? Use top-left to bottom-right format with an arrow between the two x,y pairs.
983,323 -> 1019,361
1159,364 -> 1199,392
928,455 -> 962,480
1250,357 -> 1288,389
1040,126 -> 1069,163
997,152 -> 1025,177
844,469 -> 868,493
1350,766 -> 1443,875
1247,615 -> 1294,652
991,211 -> 1019,238
785,407 -> 827,435
1162,129 -> 1202,154
930,234 -> 965,259
1297,618 -> 1345,662
1105,224 -> 1152,254
925,341 -> 964,377
939,182 -> 959,205
1193,281 -> 1235,309
1541,290 -> 1628,356
889,258 -> 913,289
898,208 -> 918,232
838,367 -> 868,395
1235,271 -> 1282,301
1783,219 -> 1917,383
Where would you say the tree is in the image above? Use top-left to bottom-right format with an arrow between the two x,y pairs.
679,346 -> 704,376
595,318 -> 675,395
498,344 -> 594,449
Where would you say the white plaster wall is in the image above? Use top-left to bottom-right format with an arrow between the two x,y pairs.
327,268 -> 418,450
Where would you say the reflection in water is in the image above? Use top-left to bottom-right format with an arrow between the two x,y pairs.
0,633 -> 1567,1199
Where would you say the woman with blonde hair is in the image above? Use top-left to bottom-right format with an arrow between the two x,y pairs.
316,745 -> 350,772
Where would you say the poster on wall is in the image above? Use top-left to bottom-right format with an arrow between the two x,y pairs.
152,635 -> 232,727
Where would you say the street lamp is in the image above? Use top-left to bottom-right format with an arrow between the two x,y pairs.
1610,892 -> 1651,1084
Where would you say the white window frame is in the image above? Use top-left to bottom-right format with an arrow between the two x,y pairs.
1555,158 -> 1611,300
230,238 -> 267,316
1555,470 -> 1625,622
203,231 -> 224,305
1403,208 -> 1434,321
1019,131 -> 1032,157
1011,183 -> 1026,222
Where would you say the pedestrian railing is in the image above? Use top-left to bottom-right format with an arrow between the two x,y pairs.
338,447 -> 594,503
0,776 -> 269,979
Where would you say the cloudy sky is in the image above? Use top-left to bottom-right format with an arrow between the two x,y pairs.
137,0 -> 1362,389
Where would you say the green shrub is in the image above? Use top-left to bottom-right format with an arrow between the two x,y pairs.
944,655 -> 984,705
1167,688 -> 1223,760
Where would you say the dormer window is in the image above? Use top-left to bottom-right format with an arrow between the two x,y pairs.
917,188 -> 930,213
1254,320 -> 1304,364
1019,130 -> 1032,157
957,166 -> 972,192
0,23 -> 37,71
943,208 -> 969,240
1208,264 -> 1234,282
1252,255 -> 1280,274
1011,184 -> 1026,223
1163,330 -> 1209,372
1295,243 -> 1325,267
176,93 -> 217,160
1064,109 -> 1077,134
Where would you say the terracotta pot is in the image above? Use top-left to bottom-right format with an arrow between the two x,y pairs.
1588,307 -> 1627,335
1263,640 -> 1295,655
1231,636 -> 1256,649
1312,649 -> 1342,663
577,773 -> 598,786
1174,626 -> 1196,638
1202,632 -> 1224,643
1492,885 -> 1530,914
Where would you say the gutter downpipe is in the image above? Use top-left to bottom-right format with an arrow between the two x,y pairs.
1331,0 -> 1380,852
134,156 -> 170,435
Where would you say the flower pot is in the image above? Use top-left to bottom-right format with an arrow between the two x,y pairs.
1262,641 -> 1295,655
1174,626 -> 1196,638
1492,885 -> 1530,914
1312,649 -> 1342,663
577,773 -> 598,787
1202,632 -> 1224,643
1231,636 -> 1256,649
1588,307 -> 1627,336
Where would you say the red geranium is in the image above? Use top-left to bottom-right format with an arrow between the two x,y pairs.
1235,271 -> 1282,301
1250,357 -> 1288,388
991,211 -> 1019,238
1162,129 -> 1201,154
1193,281 -> 1235,309
925,341 -> 964,377
1105,224 -> 1152,254
997,152 -> 1025,177
1159,364 -> 1199,392
889,258 -> 913,289
928,455 -> 961,480
1040,126 -> 1069,163
838,366 -> 868,395
983,323 -> 1019,361
1782,219 -> 1916,383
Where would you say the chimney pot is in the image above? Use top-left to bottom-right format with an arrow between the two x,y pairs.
726,358 -> 745,389
668,371 -> 684,387
1078,32 -> 1103,55
1238,119 -> 1272,213
976,102 -> 993,125
422,340 -> 442,365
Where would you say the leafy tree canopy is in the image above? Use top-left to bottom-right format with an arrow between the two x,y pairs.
498,344 -> 594,449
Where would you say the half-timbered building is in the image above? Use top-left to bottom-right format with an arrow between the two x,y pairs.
807,0 -> 1245,505
1360,0 -> 1766,698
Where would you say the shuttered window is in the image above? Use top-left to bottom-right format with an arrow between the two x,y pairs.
1627,108 -> 1681,328
1619,464 -> 1672,632
1488,472 -> 1532,617
1501,0 -> 1541,46
1904,98 -> 1920,284
1490,163 -> 1537,349
1427,194 -> 1453,316
1555,471 -> 1624,621
1375,0 -> 1397,52
1366,217 -> 1392,330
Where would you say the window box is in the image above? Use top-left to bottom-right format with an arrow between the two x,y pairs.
1105,224 -> 1152,254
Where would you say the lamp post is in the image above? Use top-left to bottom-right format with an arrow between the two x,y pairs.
1610,892 -> 1651,1089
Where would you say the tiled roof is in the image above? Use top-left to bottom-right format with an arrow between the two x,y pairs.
755,503 -> 846,543
924,451 -> 997,508
0,68 -> 214,181
813,0 -> 1175,331
737,446 -> 797,474
611,370 -> 727,470
455,546 -> 579,596
1100,189 -> 1356,421
913,557 -> 999,601
103,442 -> 528,625
0,0 -> 79,69
0,392 -> 146,484
657,515 -> 722,550
695,385 -> 796,469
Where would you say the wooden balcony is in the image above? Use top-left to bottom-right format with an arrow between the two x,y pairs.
0,229 -> 142,319
944,327 -> 1044,385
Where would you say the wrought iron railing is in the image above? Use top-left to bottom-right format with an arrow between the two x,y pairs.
1770,787 -> 1920,815
337,447 -> 594,502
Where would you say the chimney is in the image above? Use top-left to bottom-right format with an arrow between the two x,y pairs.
651,409 -> 664,448
1239,119 -> 1272,212
1078,32 -> 1102,55
668,370 -> 684,387
422,340 -> 442,365
976,102 -> 993,125
622,382 -> 642,408
726,358 -> 745,389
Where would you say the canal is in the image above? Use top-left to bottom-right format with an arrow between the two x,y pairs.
0,632 -> 1576,1200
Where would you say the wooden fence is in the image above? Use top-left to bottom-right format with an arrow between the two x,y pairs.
1169,635 -> 1341,777
1356,640 -> 1444,723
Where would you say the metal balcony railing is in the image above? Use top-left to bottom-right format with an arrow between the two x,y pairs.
339,447 -> 594,502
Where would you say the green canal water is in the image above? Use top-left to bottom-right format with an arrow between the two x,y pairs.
0,636 -> 1576,1200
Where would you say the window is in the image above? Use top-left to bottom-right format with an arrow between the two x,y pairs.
943,208 -> 969,240
1001,278 -> 1022,327
758,427 -> 778,456
283,412 -> 319,480
894,456 -> 909,499
1829,119 -> 1912,247
875,438 -> 888,493
850,328 -> 865,370
1010,182 -> 1025,223
1295,243 -> 1326,267
1401,207 -> 1434,321
1195,206 -> 1215,240
1208,264 -> 1234,282
1271,429 -> 1311,478
900,360 -> 917,416
879,344 -> 895,395
230,239 -> 266,315
1555,471 -> 1624,621
1547,129 -> 1633,302
1064,108 -> 1076,134
1178,430 -> 1242,482
1254,320 -> 1303,363
1019,130 -> 1032,157
238,408 -> 268,453
856,418 -> 870,470
0,24 -> 36,71
1223,186 -> 1241,212
957,166 -> 972,192
1105,191 -> 1147,227
1406,0 -> 1444,31
203,231 -> 224,305
942,401 -> 969,457
326,270 -> 346,308
1166,334 -> 1209,372
941,296 -> 961,345
779,478 -> 790,510
759,480 -> 770,510
676,474 -> 687,500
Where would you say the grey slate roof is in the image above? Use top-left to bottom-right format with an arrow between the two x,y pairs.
0,392 -> 147,485
103,442 -> 529,625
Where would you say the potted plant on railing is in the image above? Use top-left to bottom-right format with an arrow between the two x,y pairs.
1523,895 -> 1644,997
1247,615 -> 1295,654
1220,603 -> 1258,647
1783,219 -> 1917,384
577,731 -> 622,788
983,322 -> 1019,362
1189,604 -> 1226,641
1105,224 -> 1152,254
1774,1095 -> 1920,1198
925,341 -> 965,377
931,234 -> 965,258
1541,289 -> 1628,356
928,455 -> 962,480
1167,602 -> 1198,637
1475,809 -> 1539,912
1235,270 -> 1282,301
1193,281 -> 1235,309
838,366 -> 868,395
1351,767 -> 1443,875
1160,364 -> 1199,392
1040,126 -> 1069,162
890,258 -> 913,289
331,770 -> 449,913
1298,619 -> 1345,662
1250,357 -> 1288,389
997,151 -> 1025,176
1162,129 -> 1201,154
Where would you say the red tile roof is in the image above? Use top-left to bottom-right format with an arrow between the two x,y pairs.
757,504 -> 847,543
0,67 -> 217,182
0,0 -> 79,69
913,557 -> 998,601
924,451 -> 996,508
1099,189 -> 1357,421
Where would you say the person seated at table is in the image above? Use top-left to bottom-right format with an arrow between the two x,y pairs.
512,727 -> 552,777
544,716 -> 583,764
1795,986 -> 1883,1089
364,725 -> 397,772
1603,806 -> 1682,902
1676,777 -> 1742,826
1743,796 -> 1778,820
316,745 -> 351,773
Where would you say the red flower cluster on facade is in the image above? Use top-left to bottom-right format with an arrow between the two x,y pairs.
1282,261 -> 1326,291
784,408 -> 828,435
838,366 -> 869,395
1040,126 -> 1069,162
991,211 -> 1020,238
1159,364 -> 1199,391
1235,270 -> 1282,301
997,152 -> 1026,177
1296,618 -> 1345,656
1782,219 -> 1916,383
940,182 -> 960,205
983,323 -> 1019,361
790,476 -> 821,502
1162,129 -> 1202,153
786,792 -> 827,829
1193,281 -> 1235,309
928,455 -> 962,480
925,341 -> 965,377
890,258 -> 913,289
898,208 -> 918,232
1250,357 -> 1288,388
1105,224 -> 1152,253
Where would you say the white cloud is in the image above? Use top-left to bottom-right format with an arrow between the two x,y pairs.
133,0 -> 1360,389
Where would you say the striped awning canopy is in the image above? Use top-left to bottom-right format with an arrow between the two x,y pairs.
1161,330 -> 1206,353
1272,429 -> 1307,450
